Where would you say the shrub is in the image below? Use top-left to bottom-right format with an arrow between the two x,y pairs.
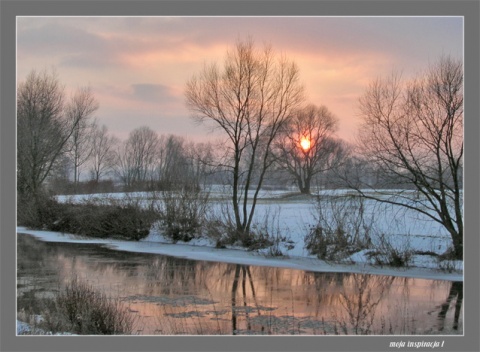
93,203 -> 157,240
369,233 -> 413,267
24,196 -> 158,241
35,276 -> 135,335
154,187 -> 209,242
437,248 -> 462,272
205,203 -> 286,252
204,215 -> 274,250
240,230 -> 274,251
305,195 -> 374,261
17,191 -> 62,229
17,276 -> 137,335
246,207 -> 286,252
305,225 -> 350,260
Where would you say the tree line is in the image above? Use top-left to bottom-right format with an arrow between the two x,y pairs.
16,70 -> 347,198
16,71 -> 217,196
17,38 -> 463,260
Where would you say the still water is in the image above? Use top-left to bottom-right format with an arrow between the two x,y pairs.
17,233 -> 463,335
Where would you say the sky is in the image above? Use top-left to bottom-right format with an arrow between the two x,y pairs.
16,16 -> 463,143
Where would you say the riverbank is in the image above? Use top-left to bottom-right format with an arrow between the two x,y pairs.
17,227 -> 463,282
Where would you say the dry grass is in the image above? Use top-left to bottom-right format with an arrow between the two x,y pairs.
17,276 -> 138,335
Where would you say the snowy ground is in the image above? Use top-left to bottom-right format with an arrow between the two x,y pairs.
16,225 -> 462,282
16,319 -> 75,335
18,188 -> 463,282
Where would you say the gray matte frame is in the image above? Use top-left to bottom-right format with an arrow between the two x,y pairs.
1,1 -> 479,352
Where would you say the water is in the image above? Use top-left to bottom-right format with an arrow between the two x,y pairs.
17,233 -> 463,335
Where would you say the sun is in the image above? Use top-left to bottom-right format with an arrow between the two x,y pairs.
300,137 -> 311,152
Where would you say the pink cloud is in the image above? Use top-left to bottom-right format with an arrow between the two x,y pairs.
17,16 -> 463,144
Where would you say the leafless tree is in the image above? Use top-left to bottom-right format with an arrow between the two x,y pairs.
115,126 -> 159,190
156,135 -> 189,189
17,69 -> 96,199
153,135 -> 215,190
274,104 -> 349,194
89,124 -> 119,183
352,56 -> 463,259
184,140 -> 217,188
66,86 -> 99,189
46,154 -> 73,194
185,38 -> 304,237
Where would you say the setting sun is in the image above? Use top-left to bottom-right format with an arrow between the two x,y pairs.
300,137 -> 311,151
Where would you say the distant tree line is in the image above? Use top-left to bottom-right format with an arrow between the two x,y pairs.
18,67 -> 423,198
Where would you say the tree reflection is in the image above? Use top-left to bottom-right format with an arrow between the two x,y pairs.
437,281 -> 463,331
230,264 -> 262,334
230,265 -> 240,333
299,271 -> 344,318
335,274 -> 394,334
17,234 -> 464,335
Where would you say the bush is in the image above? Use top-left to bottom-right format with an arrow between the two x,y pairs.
54,277 -> 135,334
436,248 -> 462,272
17,191 -> 61,229
205,203 -> 283,252
305,195 -> 374,261
368,233 -> 413,267
93,202 -> 157,240
21,195 -> 158,241
305,225 -> 352,260
245,207 -> 285,252
240,230 -> 274,251
203,216 -> 272,250
154,187 -> 209,242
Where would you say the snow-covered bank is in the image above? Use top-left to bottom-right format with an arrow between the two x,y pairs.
16,319 -> 75,335
25,188 -> 464,282
17,227 -> 462,282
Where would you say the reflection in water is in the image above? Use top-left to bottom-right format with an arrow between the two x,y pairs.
335,274 -> 394,334
17,234 -> 463,335
437,281 -> 463,332
230,265 -> 267,334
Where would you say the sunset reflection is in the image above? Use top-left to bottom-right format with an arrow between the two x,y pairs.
17,234 -> 463,335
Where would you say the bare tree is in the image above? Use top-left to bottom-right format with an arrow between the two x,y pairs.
46,154 -> 73,194
17,69 -> 96,199
352,56 -> 463,260
274,104 -> 349,194
185,38 -> 304,237
184,140 -> 216,188
115,126 -> 159,190
151,135 -> 215,191
89,124 -> 119,183
66,86 -> 99,189
157,135 -> 189,188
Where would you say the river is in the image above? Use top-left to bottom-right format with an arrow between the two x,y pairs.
17,233 -> 463,335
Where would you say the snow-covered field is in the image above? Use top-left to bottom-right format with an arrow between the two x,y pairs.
18,188 -> 463,282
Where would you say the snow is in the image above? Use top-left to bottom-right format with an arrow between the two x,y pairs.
16,320 -> 32,335
16,320 -> 75,335
17,226 -> 462,282
21,188 -> 463,283
16,188 -> 465,336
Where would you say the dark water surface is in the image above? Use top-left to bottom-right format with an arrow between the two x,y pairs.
17,233 -> 463,335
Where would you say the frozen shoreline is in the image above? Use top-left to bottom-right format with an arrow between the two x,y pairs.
17,227 -> 463,282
